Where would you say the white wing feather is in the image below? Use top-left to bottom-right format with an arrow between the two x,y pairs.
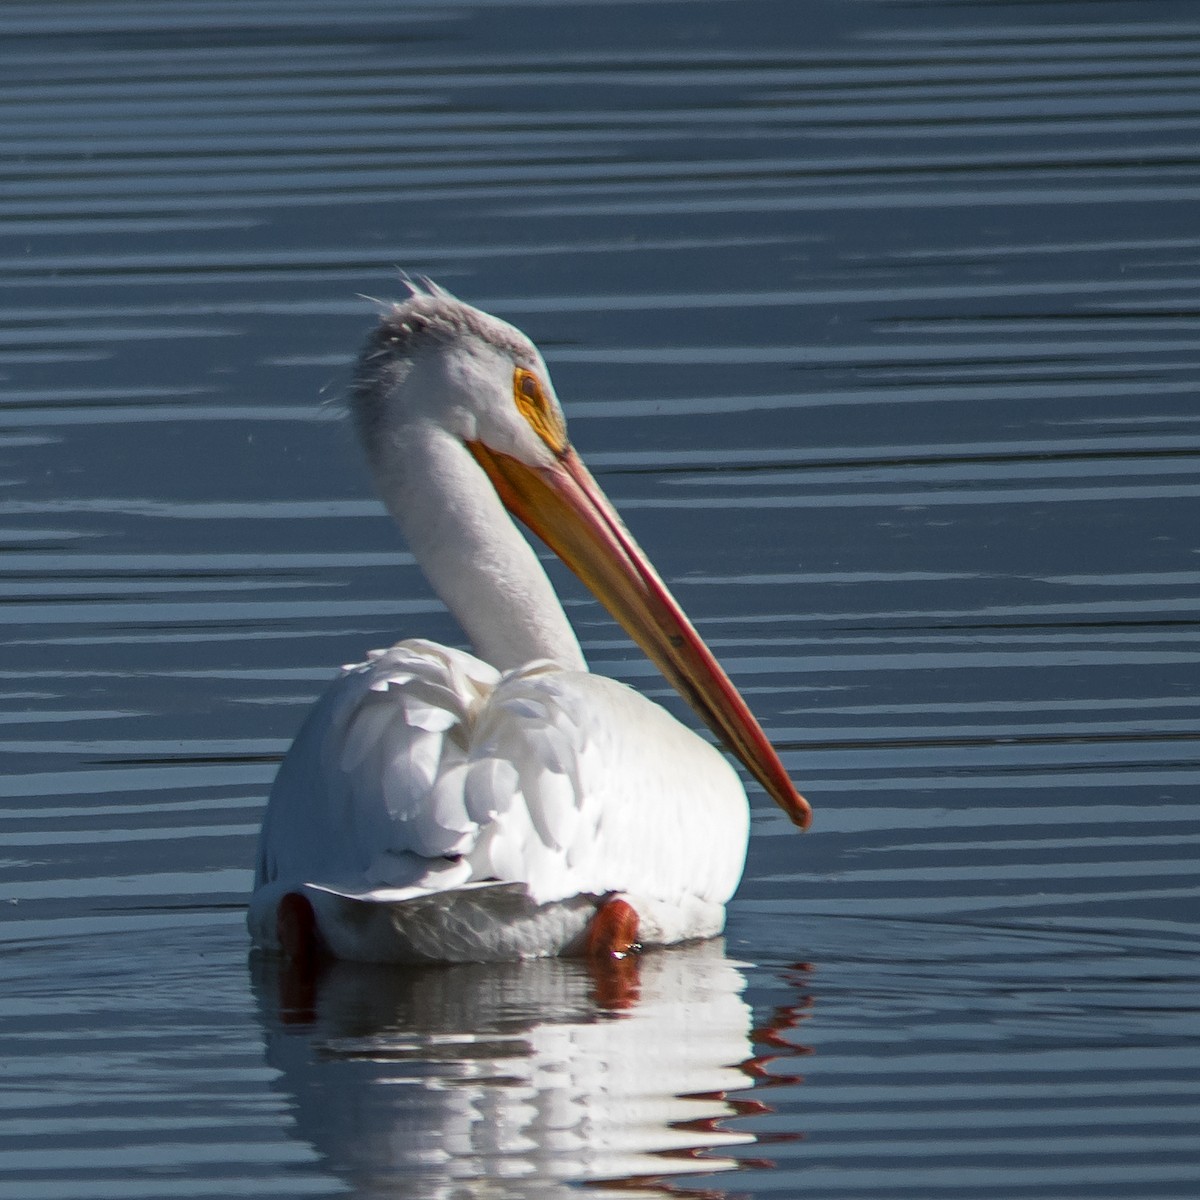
251,637 -> 749,959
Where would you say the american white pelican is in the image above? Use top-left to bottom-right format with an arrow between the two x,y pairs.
249,282 -> 809,964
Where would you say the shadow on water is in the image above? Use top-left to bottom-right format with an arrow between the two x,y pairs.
249,940 -> 813,1199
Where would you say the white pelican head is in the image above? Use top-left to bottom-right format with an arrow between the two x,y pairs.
349,282 -> 811,829
353,284 -> 565,472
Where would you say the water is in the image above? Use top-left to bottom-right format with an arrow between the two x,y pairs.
1,0 -> 1198,1196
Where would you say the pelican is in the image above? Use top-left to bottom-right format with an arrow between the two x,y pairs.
249,283 -> 810,965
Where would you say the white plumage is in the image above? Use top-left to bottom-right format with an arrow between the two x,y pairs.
250,640 -> 747,960
249,283 -> 808,963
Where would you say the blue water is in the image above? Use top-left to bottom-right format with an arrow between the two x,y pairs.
1,1 -> 1198,1196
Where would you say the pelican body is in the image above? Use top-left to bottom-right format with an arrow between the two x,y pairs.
249,285 -> 809,964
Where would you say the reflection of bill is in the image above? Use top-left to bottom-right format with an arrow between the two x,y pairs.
251,942 -> 812,1198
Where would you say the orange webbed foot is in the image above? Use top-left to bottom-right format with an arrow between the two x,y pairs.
583,895 -> 641,959
277,891 -> 318,964
582,897 -> 642,1009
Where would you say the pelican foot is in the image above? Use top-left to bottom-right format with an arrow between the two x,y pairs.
274,891 -> 326,1023
277,890 -> 319,965
583,895 -> 641,959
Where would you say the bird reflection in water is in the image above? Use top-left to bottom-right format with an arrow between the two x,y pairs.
251,941 -> 813,1198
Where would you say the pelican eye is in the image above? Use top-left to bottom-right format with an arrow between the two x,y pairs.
513,366 -> 567,453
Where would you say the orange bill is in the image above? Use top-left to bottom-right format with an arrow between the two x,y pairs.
466,440 -> 811,829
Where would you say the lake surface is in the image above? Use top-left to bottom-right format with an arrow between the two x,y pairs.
1,0 -> 1198,1196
